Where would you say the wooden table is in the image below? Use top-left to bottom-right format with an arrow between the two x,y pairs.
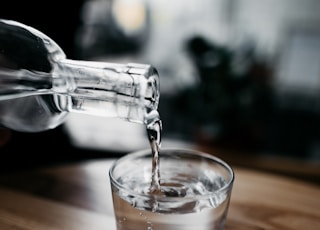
0,159 -> 319,229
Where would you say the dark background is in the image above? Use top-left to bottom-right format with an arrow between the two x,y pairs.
1,1 -> 320,184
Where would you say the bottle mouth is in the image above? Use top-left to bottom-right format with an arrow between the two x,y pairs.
126,63 -> 160,111
146,65 -> 160,111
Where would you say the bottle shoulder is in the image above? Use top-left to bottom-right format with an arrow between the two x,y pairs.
0,19 -> 66,72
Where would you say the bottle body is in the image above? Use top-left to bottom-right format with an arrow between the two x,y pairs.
0,19 -> 159,132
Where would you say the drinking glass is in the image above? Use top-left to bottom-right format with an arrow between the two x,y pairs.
109,148 -> 234,230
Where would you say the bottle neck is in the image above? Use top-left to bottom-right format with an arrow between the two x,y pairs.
53,59 -> 160,124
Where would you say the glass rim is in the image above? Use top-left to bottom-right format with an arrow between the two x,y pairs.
109,147 -> 235,201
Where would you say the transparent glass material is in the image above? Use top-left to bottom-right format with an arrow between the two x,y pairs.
109,148 -> 234,230
0,19 -> 160,132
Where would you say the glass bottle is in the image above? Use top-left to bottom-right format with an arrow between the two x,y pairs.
0,19 -> 160,132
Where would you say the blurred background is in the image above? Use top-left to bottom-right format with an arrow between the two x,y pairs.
1,0 -> 320,183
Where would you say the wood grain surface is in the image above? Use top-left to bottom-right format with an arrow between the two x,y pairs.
0,159 -> 319,229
